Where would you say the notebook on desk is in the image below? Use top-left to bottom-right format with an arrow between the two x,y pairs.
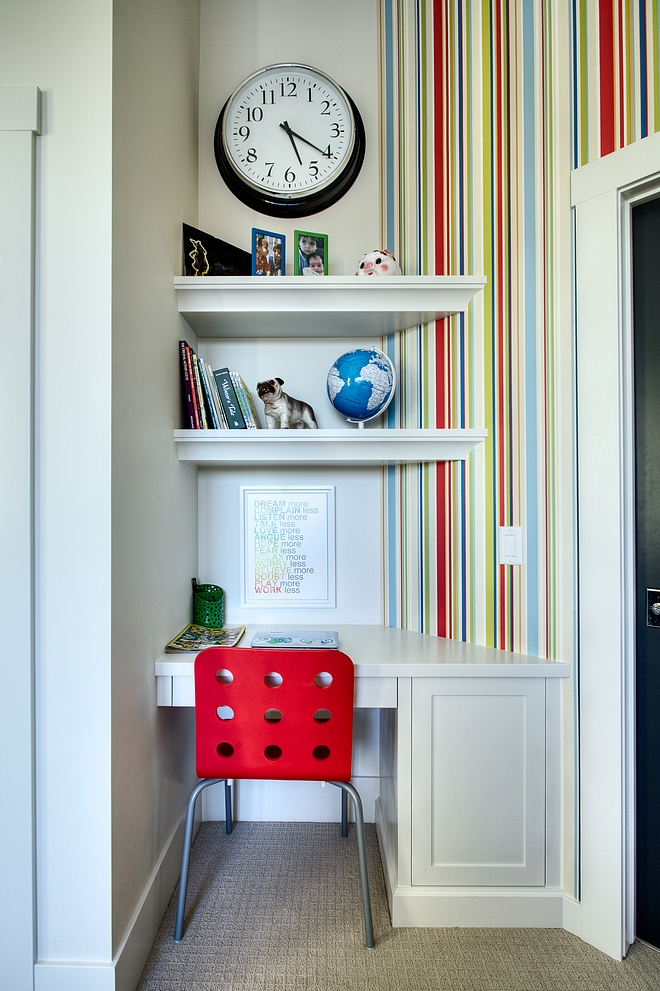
250,630 -> 339,648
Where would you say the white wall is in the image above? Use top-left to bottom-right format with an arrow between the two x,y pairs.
111,0 -> 201,971
197,0 -> 380,273
0,0 -> 115,974
1,1 -> 204,987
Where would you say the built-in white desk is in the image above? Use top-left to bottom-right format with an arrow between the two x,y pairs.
155,625 -> 570,930
155,624 -> 567,705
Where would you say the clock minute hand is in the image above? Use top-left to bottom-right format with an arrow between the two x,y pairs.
281,124 -> 328,157
279,120 -> 303,166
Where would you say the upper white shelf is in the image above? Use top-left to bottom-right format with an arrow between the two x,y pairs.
173,428 -> 488,467
174,274 -> 486,338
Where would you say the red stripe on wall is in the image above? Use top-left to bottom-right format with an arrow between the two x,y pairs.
434,0 -> 449,638
599,0 -> 616,155
434,0 -> 447,275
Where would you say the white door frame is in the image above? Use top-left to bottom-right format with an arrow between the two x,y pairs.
0,86 -> 41,991
572,129 -> 660,960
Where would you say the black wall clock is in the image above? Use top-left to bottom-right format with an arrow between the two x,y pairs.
214,63 -> 366,219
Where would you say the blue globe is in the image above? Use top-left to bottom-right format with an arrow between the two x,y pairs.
327,348 -> 396,422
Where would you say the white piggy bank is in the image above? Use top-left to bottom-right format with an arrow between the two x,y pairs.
355,249 -> 401,277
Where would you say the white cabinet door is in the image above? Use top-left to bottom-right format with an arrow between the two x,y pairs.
411,678 -> 546,886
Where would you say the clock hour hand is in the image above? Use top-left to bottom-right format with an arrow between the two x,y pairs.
279,120 -> 303,165
280,122 -> 328,157
280,121 -> 325,155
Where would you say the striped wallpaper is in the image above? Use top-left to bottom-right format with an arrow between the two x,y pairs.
378,0 -> 660,897
379,0 -> 573,663
574,0 -> 660,166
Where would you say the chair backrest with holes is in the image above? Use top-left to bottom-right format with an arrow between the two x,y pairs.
194,647 -> 354,781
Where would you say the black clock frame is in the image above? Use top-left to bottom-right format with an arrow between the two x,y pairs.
214,93 -> 366,219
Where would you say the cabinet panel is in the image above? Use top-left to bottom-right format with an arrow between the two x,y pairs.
411,678 -> 546,886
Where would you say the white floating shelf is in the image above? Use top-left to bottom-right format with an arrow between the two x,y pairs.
173,428 -> 488,467
174,275 -> 486,338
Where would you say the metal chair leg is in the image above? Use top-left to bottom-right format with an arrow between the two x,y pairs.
329,781 -> 375,949
174,778 -> 225,942
225,779 -> 233,834
341,787 -> 348,838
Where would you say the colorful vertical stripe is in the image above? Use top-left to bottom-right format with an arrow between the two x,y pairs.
380,0 -> 571,658
573,0 -> 660,166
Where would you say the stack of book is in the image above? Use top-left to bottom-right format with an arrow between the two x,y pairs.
179,341 -> 260,429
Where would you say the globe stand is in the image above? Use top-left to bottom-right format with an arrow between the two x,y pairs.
346,418 -> 366,429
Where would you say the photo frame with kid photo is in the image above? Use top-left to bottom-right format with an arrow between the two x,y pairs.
294,230 -> 328,276
251,228 -> 286,276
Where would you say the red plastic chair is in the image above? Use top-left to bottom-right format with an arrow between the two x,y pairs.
173,646 -> 375,948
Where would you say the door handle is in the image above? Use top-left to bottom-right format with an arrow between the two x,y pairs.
646,589 -> 660,627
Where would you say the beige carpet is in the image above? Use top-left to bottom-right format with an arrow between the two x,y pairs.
137,822 -> 660,991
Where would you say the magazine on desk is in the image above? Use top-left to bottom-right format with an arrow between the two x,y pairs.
165,623 -> 246,652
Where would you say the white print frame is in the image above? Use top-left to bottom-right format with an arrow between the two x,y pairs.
240,486 -> 335,607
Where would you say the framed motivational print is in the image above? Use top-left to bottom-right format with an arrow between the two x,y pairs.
240,486 -> 335,607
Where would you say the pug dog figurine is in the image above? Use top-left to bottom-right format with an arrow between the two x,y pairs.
257,378 -> 318,429
355,248 -> 401,276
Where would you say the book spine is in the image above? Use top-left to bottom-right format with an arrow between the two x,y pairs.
213,368 -> 246,429
198,359 -> 220,428
207,362 -> 229,428
179,341 -> 196,428
234,373 -> 261,428
184,345 -> 201,428
230,371 -> 256,429
191,353 -> 209,428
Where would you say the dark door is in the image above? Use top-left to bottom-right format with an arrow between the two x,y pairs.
633,195 -> 660,947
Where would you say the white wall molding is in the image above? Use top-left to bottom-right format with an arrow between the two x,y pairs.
0,84 -> 41,991
571,127 -> 660,960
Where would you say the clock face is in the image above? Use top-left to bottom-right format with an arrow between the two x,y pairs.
214,64 -> 365,218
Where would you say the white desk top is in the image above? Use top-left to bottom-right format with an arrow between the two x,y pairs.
155,625 -> 570,679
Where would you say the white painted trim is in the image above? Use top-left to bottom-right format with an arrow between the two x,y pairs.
387,884 -> 566,929
0,85 -> 41,991
112,811 -> 189,991
571,128 -> 660,961
563,896 -> 582,938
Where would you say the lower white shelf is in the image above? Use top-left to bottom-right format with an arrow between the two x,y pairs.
173,428 -> 488,467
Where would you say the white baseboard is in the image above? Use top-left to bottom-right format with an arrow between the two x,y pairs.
388,885 -> 566,927
34,811 -> 189,991
34,963 -> 116,991
563,895 -> 581,936
374,796 -> 397,905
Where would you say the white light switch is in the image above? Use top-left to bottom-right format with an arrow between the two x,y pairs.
498,526 -> 523,565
